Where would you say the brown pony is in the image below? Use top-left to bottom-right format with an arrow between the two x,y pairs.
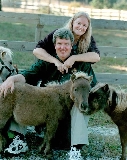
0,72 -> 92,156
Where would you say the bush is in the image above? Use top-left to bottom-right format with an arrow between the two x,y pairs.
113,0 -> 127,10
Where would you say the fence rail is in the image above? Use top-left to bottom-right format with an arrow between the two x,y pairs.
0,40 -> 127,59
0,11 -> 127,84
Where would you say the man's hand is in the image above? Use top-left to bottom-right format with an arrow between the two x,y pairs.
54,59 -> 64,73
63,56 -> 75,73
0,77 -> 15,98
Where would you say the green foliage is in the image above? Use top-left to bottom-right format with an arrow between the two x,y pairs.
90,0 -> 117,9
90,0 -> 127,10
113,0 -> 127,10
90,0 -> 104,9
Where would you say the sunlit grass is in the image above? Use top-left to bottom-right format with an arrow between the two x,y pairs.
92,28 -> 127,47
92,57 -> 127,74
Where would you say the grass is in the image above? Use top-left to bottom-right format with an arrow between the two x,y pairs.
1,22 -> 127,47
0,22 -> 126,158
92,28 -> 127,47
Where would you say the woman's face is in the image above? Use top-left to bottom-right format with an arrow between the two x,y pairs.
72,16 -> 89,37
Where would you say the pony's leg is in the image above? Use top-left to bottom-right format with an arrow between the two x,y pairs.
0,120 -> 11,152
38,132 -> 47,153
118,126 -> 127,160
0,112 -> 14,152
0,131 -> 6,152
39,120 -> 58,155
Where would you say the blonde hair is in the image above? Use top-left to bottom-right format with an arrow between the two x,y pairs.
64,12 -> 92,54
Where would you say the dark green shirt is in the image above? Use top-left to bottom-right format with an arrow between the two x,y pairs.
20,56 -> 97,88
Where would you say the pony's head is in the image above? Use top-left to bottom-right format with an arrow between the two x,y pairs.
0,46 -> 18,82
70,71 -> 93,112
84,83 -> 110,115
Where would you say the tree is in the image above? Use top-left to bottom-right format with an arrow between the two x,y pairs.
90,0 -> 104,9
90,0 -> 117,9
113,0 -> 127,10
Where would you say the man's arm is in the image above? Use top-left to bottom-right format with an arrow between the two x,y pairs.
0,74 -> 26,97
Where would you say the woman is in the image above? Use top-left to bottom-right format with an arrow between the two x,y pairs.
33,12 -> 100,150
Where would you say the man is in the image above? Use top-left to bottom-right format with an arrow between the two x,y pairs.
0,28 -> 96,154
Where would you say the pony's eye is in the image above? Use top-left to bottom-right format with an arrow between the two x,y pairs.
74,88 -> 77,92
10,61 -> 12,65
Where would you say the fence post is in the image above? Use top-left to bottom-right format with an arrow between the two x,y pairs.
34,17 -> 44,61
35,23 -> 44,42
119,10 -> 121,20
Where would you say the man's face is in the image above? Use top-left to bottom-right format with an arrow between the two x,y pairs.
55,38 -> 72,61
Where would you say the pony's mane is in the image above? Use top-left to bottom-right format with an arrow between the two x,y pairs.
90,82 -> 107,93
45,71 -> 91,87
109,86 -> 127,112
0,46 -> 13,58
74,71 -> 91,81
45,80 -> 68,87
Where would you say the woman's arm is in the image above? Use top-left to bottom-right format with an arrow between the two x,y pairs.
33,48 -> 59,64
63,52 -> 100,70
63,36 -> 100,69
33,48 -> 64,72
33,30 -> 56,61
64,52 -> 100,68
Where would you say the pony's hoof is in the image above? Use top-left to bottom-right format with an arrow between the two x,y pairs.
44,151 -> 53,160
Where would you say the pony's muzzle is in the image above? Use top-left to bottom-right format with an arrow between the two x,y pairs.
79,102 -> 89,112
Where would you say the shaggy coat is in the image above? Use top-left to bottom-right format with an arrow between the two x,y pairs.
86,83 -> 127,160
0,72 -> 92,156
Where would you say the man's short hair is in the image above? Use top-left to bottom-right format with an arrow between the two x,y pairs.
53,28 -> 74,44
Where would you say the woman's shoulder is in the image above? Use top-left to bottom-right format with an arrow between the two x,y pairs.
89,36 -> 100,55
47,29 -> 57,38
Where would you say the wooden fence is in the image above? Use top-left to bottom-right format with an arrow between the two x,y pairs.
2,0 -> 127,21
0,11 -> 127,85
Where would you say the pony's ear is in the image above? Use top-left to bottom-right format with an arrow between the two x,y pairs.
1,51 -> 6,58
71,74 -> 76,82
103,84 -> 109,92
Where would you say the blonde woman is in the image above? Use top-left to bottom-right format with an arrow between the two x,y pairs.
33,12 -> 100,151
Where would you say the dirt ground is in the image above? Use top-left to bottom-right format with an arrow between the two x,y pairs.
0,126 -> 121,160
